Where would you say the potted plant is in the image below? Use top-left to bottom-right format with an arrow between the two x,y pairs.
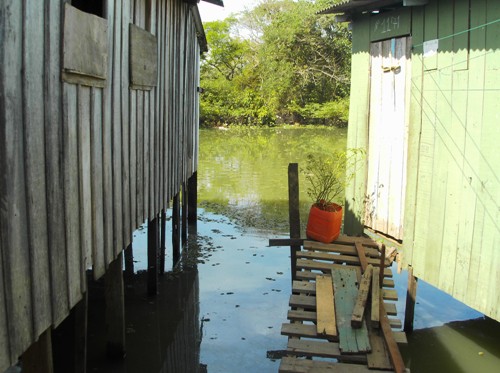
302,149 -> 363,243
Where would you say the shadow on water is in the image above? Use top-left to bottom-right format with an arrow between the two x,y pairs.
84,268 -> 201,373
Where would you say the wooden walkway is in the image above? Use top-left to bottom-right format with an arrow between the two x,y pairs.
279,236 -> 407,373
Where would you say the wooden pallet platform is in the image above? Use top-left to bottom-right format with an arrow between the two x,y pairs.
279,239 -> 407,373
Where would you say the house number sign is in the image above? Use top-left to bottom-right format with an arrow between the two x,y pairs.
370,8 -> 411,42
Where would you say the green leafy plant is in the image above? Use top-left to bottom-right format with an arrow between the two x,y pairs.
302,149 -> 364,211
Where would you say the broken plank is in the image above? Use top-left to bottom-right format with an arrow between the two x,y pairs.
351,264 -> 373,328
315,275 -> 337,338
331,267 -> 371,353
371,267 -> 380,328
286,339 -> 367,363
279,357 -> 372,373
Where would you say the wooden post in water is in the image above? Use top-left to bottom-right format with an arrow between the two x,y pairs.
160,208 -> 166,274
172,193 -> 181,266
288,163 -> 301,282
188,171 -> 198,226
147,216 -> 159,295
182,182 -> 188,246
404,265 -> 418,332
124,243 -> 134,278
105,252 -> 125,358
74,291 -> 88,371
22,328 -> 53,373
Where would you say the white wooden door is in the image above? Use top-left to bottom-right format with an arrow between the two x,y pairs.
365,37 -> 411,240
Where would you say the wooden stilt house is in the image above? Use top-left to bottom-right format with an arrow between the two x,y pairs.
0,0 -> 213,370
321,0 -> 500,322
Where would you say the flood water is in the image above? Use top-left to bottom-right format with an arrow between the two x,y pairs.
84,126 -> 500,373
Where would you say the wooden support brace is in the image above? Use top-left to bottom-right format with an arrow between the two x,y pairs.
404,265 -> 418,332
288,163 -> 301,283
380,244 -> 386,287
147,216 -> 159,295
181,182 -> 188,245
354,241 -> 369,272
380,297 -> 406,373
22,328 -> 54,373
105,252 -> 125,359
172,193 -> 181,266
187,171 -> 198,226
351,264 -> 373,328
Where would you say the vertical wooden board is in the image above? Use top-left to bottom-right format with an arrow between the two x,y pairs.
23,0 -> 52,338
403,7 -> 425,267
344,15 -> 370,236
103,0 -> 115,267
91,88 -> 105,279
112,0 -> 123,256
431,0 -> 457,292
136,90 -> 145,224
461,0 -> 486,306
0,234 -> 9,370
0,2 -> 33,364
148,90 -> 155,218
129,91 -> 137,232
144,92 -> 150,219
44,0 -> 70,327
423,0 -> 438,71
63,83 -> 83,308
331,268 -> 371,353
453,0 -> 470,71
121,0 -> 131,247
78,86 -> 93,284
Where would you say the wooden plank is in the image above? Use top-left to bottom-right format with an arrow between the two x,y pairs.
172,193 -> 181,266
379,297 -> 406,373
332,267 -> 371,353
121,0 -> 131,249
130,24 -> 158,89
289,295 -> 316,310
62,4 -> 108,84
143,91 -> 150,219
371,267 -> 381,328
112,0 -> 123,257
296,270 -> 395,288
147,217 -> 158,295
78,85 -> 93,284
393,332 -> 408,344
44,0 -> 70,327
136,90 -> 145,223
296,258 -> 392,277
287,310 -> 317,322
102,0 -> 115,267
23,0 -> 52,339
292,281 -> 315,294
281,323 -> 336,340
404,266 -> 418,332
304,240 -> 380,257
286,339 -> 367,363
384,302 -> 397,317
129,90 -> 137,230
354,242 -> 369,271
367,329 -> 392,370
351,265 -> 373,328
279,357 -> 372,373
315,275 -> 337,338
63,82 -> 83,308
297,250 -> 388,267
90,88 -> 105,279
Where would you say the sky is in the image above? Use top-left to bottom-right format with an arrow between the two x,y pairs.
198,0 -> 260,22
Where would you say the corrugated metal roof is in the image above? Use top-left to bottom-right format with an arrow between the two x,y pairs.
318,0 -> 402,14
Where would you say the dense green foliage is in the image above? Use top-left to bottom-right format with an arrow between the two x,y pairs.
200,0 -> 351,127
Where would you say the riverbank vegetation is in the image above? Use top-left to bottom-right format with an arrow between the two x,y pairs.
200,0 -> 351,127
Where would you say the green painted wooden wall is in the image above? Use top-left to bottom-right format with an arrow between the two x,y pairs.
344,0 -> 500,321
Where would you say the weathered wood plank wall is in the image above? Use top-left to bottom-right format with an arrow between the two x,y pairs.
344,0 -> 500,321
0,0 -> 203,370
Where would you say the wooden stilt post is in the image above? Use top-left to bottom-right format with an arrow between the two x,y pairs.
124,243 -> 134,278
288,163 -> 301,283
404,265 -> 418,332
105,252 -> 125,358
160,208 -> 166,274
172,193 -> 181,266
74,291 -> 88,372
182,182 -> 188,246
22,328 -> 54,373
187,171 -> 198,226
147,217 -> 159,295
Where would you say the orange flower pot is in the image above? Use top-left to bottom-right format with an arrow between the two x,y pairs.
306,203 -> 343,243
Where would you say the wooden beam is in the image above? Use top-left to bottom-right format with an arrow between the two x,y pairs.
268,237 -> 304,247
288,163 -> 301,282
187,171 -> 197,225
124,243 -> 134,278
404,265 -> 418,332
22,328 -> 53,373
172,193 -> 181,266
351,264 -> 373,328
147,217 -> 159,295
371,267 -> 380,328
379,297 -> 406,373
354,242 -> 369,272
160,208 -> 166,274
380,244 -> 386,287
315,275 -> 337,338
105,253 -> 125,359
